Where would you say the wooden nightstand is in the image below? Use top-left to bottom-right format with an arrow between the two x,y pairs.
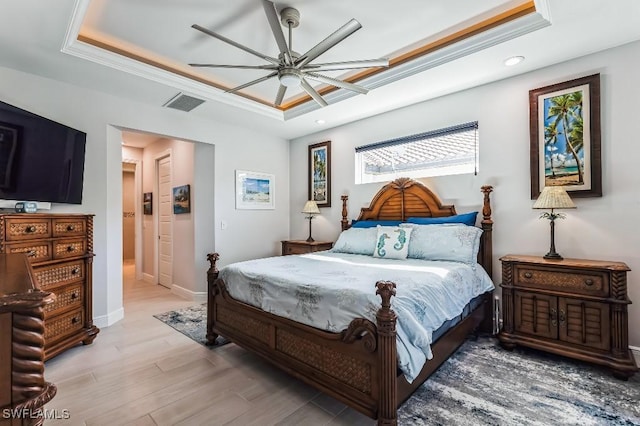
281,240 -> 333,256
498,254 -> 638,379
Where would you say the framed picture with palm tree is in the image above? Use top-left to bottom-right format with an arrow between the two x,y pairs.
308,141 -> 331,207
529,73 -> 602,198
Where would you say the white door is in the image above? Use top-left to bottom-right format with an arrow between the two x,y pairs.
157,155 -> 172,288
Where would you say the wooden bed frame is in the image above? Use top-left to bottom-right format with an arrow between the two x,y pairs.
206,178 -> 494,425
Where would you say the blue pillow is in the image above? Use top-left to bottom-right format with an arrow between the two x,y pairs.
351,220 -> 402,228
406,212 -> 478,226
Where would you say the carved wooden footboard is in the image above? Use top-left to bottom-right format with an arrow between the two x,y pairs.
207,253 -> 398,421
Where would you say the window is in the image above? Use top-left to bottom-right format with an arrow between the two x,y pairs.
355,121 -> 478,184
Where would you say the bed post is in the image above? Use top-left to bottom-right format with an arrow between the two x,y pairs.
480,185 -> 493,277
206,252 -> 220,345
341,195 -> 349,231
376,281 -> 398,426
480,186 -> 494,334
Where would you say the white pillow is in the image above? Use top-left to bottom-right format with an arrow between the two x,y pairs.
401,223 -> 482,264
330,227 -> 377,256
373,225 -> 412,260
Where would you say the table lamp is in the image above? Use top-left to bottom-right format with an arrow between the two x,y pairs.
532,186 -> 576,260
302,200 -> 320,242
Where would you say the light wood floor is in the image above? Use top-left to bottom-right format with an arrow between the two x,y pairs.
44,261 -> 374,426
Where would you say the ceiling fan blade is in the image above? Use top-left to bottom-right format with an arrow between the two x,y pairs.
274,85 -> 287,106
295,19 -> 362,68
304,58 -> 389,72
262,0 -> 292,65
226,71 -> 278,93
300,78 -> 328,107
192,24 -> 280,66
189,63 -> 278,70
303,72 -> 368,94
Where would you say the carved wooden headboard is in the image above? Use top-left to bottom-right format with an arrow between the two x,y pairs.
340,177 -> 494,276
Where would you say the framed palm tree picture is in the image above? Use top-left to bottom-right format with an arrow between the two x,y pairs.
308,141 -> 331,207
529,74 -> 601,198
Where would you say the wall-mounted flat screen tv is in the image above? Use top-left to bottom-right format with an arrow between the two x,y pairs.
0,100 -> 86,205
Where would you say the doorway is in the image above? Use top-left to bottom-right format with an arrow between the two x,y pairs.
122,165 -> 136,262
156,153 -> 173,289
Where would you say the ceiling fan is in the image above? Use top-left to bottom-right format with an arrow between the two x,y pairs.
189,0 -> 389,108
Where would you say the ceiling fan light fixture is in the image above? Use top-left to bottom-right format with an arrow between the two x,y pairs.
279,69 -> 301,87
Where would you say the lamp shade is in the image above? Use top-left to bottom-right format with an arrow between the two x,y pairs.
301,200 -> 320,215
532,186 -> 576,210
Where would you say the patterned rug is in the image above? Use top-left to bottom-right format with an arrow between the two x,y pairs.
153,303 -> 229,346
155,304 -> 640,425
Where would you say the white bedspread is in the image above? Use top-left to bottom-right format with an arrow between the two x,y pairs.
219,251 -> 494,382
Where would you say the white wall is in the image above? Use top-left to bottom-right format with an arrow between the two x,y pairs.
0,64 -> 290,327
289,40 -> 640,348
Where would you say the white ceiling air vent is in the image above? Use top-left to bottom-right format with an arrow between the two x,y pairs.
162,92 -> 205,112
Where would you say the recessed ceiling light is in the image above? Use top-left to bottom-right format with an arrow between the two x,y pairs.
315,119 -> 326,125
504,56 -> 525,66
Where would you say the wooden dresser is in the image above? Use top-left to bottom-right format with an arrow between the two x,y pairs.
0,213 -> 99,360
281,240 -> 333,255
498,254 -> 638,379
1,253 -> 57,426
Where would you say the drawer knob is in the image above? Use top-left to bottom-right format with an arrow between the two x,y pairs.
523,272 -> 533,279
25,225 -> 36,233
27,250 -> 37,257
71,267 -> 80,275
67,245 -> 75,252
67,225 -> 75,231
71,292 -> 78,299
584,278 -> 594,286
71,317 -> 79,324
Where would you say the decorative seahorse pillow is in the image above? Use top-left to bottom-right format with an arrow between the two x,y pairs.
373,225 -> 413,260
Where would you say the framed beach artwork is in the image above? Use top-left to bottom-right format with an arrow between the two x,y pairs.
235,170 -> 275,210
529,74 -> 602,198
172,185 -> 191,214
308,141 -> 331,207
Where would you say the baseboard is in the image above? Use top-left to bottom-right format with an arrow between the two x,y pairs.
142,272 -> 154,284
93,307 -> 124,328
171,284 -> 207,303
630,345 -> 640,365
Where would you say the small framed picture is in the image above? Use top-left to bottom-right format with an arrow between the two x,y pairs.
143,192 -> 152,215
172,185 -> 191,214
235,170 -> 275,210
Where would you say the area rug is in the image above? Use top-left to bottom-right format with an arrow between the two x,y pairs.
154,303 -> 229,346
154,304 -> 640,425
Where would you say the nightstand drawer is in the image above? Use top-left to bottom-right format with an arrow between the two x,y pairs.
515,266 -> 608,297
34,260 -> 85,289
281,240 -> 333,256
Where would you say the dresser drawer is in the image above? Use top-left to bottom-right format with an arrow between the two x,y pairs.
2,240 -> 52,263
53,218 -> 86,238
514,265 -> 608,297
53,238 -> 87,259
4,218 -> 51,241
45,282 -> 84,316
34,260 -> 85,290
45,308 -> 84,343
